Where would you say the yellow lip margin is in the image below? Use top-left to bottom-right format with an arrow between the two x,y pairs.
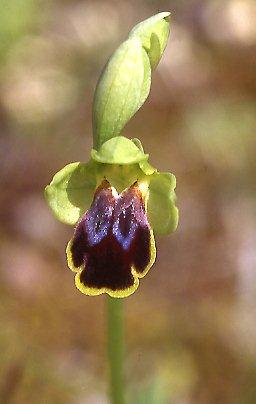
66,228 -> 156,298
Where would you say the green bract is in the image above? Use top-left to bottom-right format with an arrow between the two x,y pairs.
129,11 -> 170,69
92,12 -> 171,149
45,13 -> 178,240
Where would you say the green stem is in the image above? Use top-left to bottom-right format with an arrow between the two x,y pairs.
107,296 -> 125,404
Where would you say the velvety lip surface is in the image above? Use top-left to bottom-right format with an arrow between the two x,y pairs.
66,180 -> 156,297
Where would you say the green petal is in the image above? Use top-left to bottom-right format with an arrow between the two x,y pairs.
91,136 -> 148,165
129,12 -> 170,69
139,160 -> 156,175
92,37 -> 150,148
44,161 -> 97,225
132,138 -> 144,151
131,138 -> 156,175
148,172 -> 178,235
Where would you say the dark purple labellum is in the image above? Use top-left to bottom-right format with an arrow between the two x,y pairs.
66,179 -> 156,297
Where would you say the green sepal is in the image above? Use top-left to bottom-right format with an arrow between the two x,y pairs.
91,136 -> 148,165
44,161 -> 97,225
129,12 -> 170,69
147,172 -> 178,235
92,37 -> 150,149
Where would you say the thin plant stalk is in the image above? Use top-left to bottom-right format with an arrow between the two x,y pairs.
107,297 -> 125,404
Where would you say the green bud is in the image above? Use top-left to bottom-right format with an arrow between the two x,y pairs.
92,12 -> 170,149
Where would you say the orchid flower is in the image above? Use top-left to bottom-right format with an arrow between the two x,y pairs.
45,12 -> 178,298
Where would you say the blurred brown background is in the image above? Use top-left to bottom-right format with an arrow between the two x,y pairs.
1,0 -> 256,403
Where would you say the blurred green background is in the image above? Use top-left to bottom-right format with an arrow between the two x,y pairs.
1,0 -> 256,403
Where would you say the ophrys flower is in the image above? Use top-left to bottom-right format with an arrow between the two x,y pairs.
45,13 -> 178,298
